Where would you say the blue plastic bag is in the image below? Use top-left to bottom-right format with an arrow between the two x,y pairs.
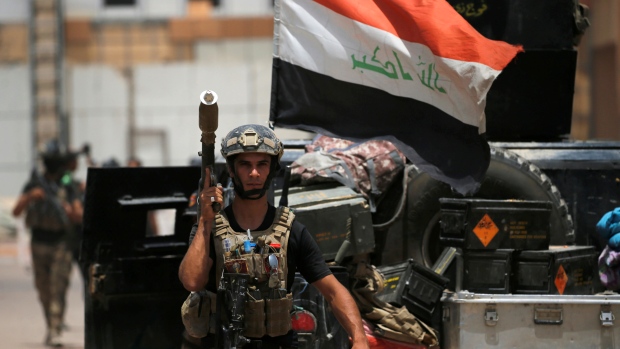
596,208 -> 620,250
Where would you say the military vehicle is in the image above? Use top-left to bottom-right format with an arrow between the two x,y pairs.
81,0 -> 620,348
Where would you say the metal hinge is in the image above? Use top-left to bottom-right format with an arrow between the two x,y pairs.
484,308 -> 499,326
88,263 -> 105,296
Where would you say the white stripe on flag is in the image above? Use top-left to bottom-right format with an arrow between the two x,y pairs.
274,0 -> 503,132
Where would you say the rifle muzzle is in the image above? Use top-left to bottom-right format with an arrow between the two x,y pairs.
199,90 -> 219,145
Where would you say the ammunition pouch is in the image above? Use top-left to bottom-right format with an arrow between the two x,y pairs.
243,289 -> 293,338
244,296 -> 266,338
265,293 -> 293,337
224,251 -> 286,284
226,250 -> 292,338
181,289 -> 217,338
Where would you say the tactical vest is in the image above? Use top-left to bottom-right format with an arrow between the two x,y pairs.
352,262 -> 439,347
25,179 -> 70,232
212,206 -> 295,338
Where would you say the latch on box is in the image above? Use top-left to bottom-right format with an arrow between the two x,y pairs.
484,307 -> 499,326
600,305 -> 615,327
534,307 -> 563,325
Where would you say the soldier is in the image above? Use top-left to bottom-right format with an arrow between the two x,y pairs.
179,124 -> 369,349
12,140 -> 83,347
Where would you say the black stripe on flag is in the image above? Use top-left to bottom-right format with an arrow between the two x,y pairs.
270,58 -> 490,193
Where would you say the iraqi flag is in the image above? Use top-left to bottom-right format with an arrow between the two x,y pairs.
269,0 -> 523,195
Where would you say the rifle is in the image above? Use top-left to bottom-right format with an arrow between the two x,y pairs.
199,91 -> 257,348
216,273 -> 254,349
198,90 -> 221,220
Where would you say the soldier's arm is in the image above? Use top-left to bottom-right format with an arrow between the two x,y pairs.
178,170 -> 223,291
312,274 -> 369,349
12,187 -> 45,217
66,199 -> 83,224
179,219 -> 214,291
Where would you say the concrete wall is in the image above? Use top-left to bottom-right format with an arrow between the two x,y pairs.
0,37 -> 312,199
69,65 -> 129,171
0,65 -> 31,197
0,0 -> 273,22
67,38 -> 312,184
65,0 -> 186,20
0,0 -> 27,22
64,0 -> 273,19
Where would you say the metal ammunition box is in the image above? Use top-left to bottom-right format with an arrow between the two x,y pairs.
376,261 -> 410,305
463,250 -> 514,294
275,184 -> 375,261
378,259 -> 450,330
514,245 -> 597,295
439,198 -> 552,250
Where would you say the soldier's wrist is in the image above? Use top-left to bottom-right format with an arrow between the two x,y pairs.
199,217 -> 213,233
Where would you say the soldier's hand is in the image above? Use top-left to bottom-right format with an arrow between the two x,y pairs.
67,200 -> 83,224
199,167 -> 223,223
28,187 -> 45,201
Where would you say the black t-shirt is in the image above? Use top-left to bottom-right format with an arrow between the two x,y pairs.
188,204 -> 332,348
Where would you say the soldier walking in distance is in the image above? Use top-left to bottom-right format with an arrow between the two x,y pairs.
179,124 -> 369,349
61,148 -> 86,284
12,140 -> 83,347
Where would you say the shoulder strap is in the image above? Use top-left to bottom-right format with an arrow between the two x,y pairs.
212,211 -> 235,288
273,206 -> 294,289
272,206 -> 294,240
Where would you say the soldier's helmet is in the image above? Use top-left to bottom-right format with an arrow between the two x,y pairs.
40,139 -> 70,174
41,139 -> 67,158
220,124 -> 283,169
220,124 -> 284,199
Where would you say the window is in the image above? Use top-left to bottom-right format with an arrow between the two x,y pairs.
104,0 -> 136,6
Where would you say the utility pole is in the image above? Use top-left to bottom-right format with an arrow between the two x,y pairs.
28,0 -> 66,162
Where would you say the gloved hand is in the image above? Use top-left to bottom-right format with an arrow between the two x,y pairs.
596,208 -> 620,251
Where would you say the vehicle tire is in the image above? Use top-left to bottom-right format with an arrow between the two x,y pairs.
405,147 -> 575,267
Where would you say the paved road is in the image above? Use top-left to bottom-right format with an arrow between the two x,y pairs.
0,240 -> 85,349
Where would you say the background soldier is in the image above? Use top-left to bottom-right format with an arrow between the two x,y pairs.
61,147 -> 87,284
178,124 -> 369,349
12,140 -> 83,347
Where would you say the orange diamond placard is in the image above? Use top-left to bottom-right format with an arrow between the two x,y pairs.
555,265 -> 568,295
472,214 -> 499,247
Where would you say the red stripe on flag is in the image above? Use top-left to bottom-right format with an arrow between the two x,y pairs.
314,0 -> 523,71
